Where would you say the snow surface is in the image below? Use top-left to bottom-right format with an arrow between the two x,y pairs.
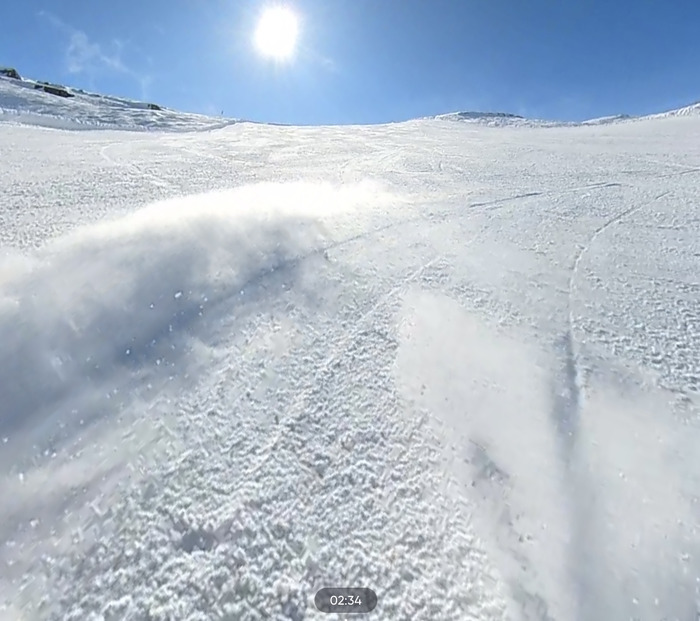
1,75 -> 700,620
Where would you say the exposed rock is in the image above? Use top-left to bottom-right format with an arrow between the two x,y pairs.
450,111 -> 524,120
33,82 -> 74,98
147,103 -> 163,111
0,67 -> 21,80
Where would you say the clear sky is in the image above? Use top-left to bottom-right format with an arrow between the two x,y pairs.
2,0 -> 699,125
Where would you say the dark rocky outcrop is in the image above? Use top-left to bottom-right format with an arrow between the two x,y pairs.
451,111 -> 524,120
147,103 -> 162,111
0,67 -> 21,79
34,81 -> 74,98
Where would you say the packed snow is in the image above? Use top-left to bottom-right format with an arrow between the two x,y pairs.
1,73 -> 700,620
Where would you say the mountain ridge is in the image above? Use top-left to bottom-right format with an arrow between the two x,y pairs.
1,66 -> 699,131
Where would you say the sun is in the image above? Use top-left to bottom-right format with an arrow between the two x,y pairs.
254,6 -> 299,61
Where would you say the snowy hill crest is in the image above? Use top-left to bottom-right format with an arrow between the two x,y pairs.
0,68 -> 238,131
2,66 -> 699,131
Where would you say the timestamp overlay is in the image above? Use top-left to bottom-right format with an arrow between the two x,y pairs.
314,587 -> 378,614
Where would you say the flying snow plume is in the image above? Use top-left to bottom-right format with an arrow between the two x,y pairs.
0,181 -> 387,457
396,289 -> 700,620
0,179 -> 414,615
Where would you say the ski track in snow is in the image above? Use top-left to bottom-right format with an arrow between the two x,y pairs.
1,79 -> 700,621
565,187 -> 674,432
100,143 -> 176,192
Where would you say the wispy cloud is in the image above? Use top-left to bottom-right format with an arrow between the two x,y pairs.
317,54 -> 338,73
38,11 -> 151,99
304,49 -> 338,74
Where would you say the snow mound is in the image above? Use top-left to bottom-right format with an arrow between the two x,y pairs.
431,111 -> 551,127
651,101 -> 700,118
0,74 -> 235,132
579,114 -> 633,125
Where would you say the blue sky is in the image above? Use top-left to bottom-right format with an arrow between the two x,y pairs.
2,0 -> 699,125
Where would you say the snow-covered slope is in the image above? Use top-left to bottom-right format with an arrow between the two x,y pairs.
0,74 -> 237,131
650,101 -> 700,119
1,81 -> 700,621
433,104 -> 699,127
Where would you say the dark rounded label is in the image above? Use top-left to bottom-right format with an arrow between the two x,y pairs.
314,587 -> 378,613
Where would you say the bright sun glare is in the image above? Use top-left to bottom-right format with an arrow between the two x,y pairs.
254,6 -> 299,61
